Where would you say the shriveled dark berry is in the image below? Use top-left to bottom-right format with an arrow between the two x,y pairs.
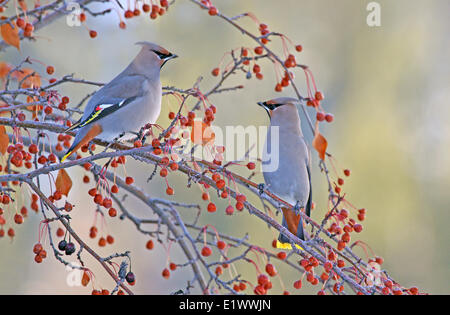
125,272 -> 135,284
58,240 -> 67,251
65,242 -> 76,255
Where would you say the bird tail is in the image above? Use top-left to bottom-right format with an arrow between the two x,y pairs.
277,207 -> 305,250
61,144 -> 76,162
60,124 -> 103,163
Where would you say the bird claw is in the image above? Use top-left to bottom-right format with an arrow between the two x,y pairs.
257,183 -> 265,195
293,200 -> 302,215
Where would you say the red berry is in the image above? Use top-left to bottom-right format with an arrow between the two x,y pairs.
146,240 -> 154,250
201,246 -> 212,257
46,66 -> 55,75
254,46 -> 264,55
353,224 -> 363,233
207,203 -> 216,213
134,140 -> 142,148
325,113 -> 334,122
409,287 -> 419,295
211,67 -> 220,76
293,280 -> 302,289
14,213 -> 23,224
162,268 -> 170,279
217,240 -> 226,250
208,6 -> 218,16
33,243 -> 43,254
316,112 -> 325,121
315,91 -> 324,101
108,208 -> 117,217
265,264 -> 277,277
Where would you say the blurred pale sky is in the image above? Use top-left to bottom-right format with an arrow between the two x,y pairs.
1,0 -> 449,294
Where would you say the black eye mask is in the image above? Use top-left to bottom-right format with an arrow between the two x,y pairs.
264,103 -> 282,110
152,50 -> 173,60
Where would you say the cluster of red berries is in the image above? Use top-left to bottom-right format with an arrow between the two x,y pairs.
55,134 -> 72,153
305,91 -> 332,123
275,70 -> 294,92
120,0 -> 169,26
15,18 -> 34,37
32,243 -> 47,263
7,142 -> 33,169
88,225 -> 115,247
296,254 -> 343,292
232,282 -> 247,292
56,96 -> 70,111
88,187 -> 114,209
327,208 -> 364,251
274,44 -> 303,92
253,273 -> 273,295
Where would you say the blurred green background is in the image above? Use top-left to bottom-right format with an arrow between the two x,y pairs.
1,0 -> 449,294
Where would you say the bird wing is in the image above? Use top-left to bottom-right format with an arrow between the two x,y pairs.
65,74 -> 148,132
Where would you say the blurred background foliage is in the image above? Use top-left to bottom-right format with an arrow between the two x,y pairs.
0,0 -> 449,294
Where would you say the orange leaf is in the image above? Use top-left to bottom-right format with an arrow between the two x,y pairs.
0,125 -> 9,155
191,121 -> 215,146
55,169 -> 73,196
1,18 -> 20,50
12,68 -> 41,88
312,130 -> 328,160
0,62 -> 13,80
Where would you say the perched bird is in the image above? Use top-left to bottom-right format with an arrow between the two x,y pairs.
61,41 -> 177,162
257,97 -> 312,249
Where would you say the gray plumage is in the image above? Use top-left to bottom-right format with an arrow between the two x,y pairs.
62,41 -> 177,161
259,97 -> 312,245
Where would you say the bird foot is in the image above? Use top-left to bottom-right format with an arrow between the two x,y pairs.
257,183 -> 265,195
293,200 -> 302,215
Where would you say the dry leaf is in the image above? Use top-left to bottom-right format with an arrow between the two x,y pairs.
191,121 -> 215,146
312,130 -> 328,160
0,18 -> 20,50
12,68 -> 41,88
0,125 -> 9,155
55,169 -> 73,196
81,271 -> 90,287
0,62 -> 13,80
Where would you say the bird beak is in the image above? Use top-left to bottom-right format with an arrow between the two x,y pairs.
257,101 -> 265,107
166,54 -> 178,60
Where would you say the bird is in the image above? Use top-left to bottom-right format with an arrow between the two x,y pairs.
61,41 -> 178,162
257,97 -> 312,249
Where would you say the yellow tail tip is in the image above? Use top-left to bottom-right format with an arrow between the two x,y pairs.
276,240 -> 303,250
60,151 -> 72,163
